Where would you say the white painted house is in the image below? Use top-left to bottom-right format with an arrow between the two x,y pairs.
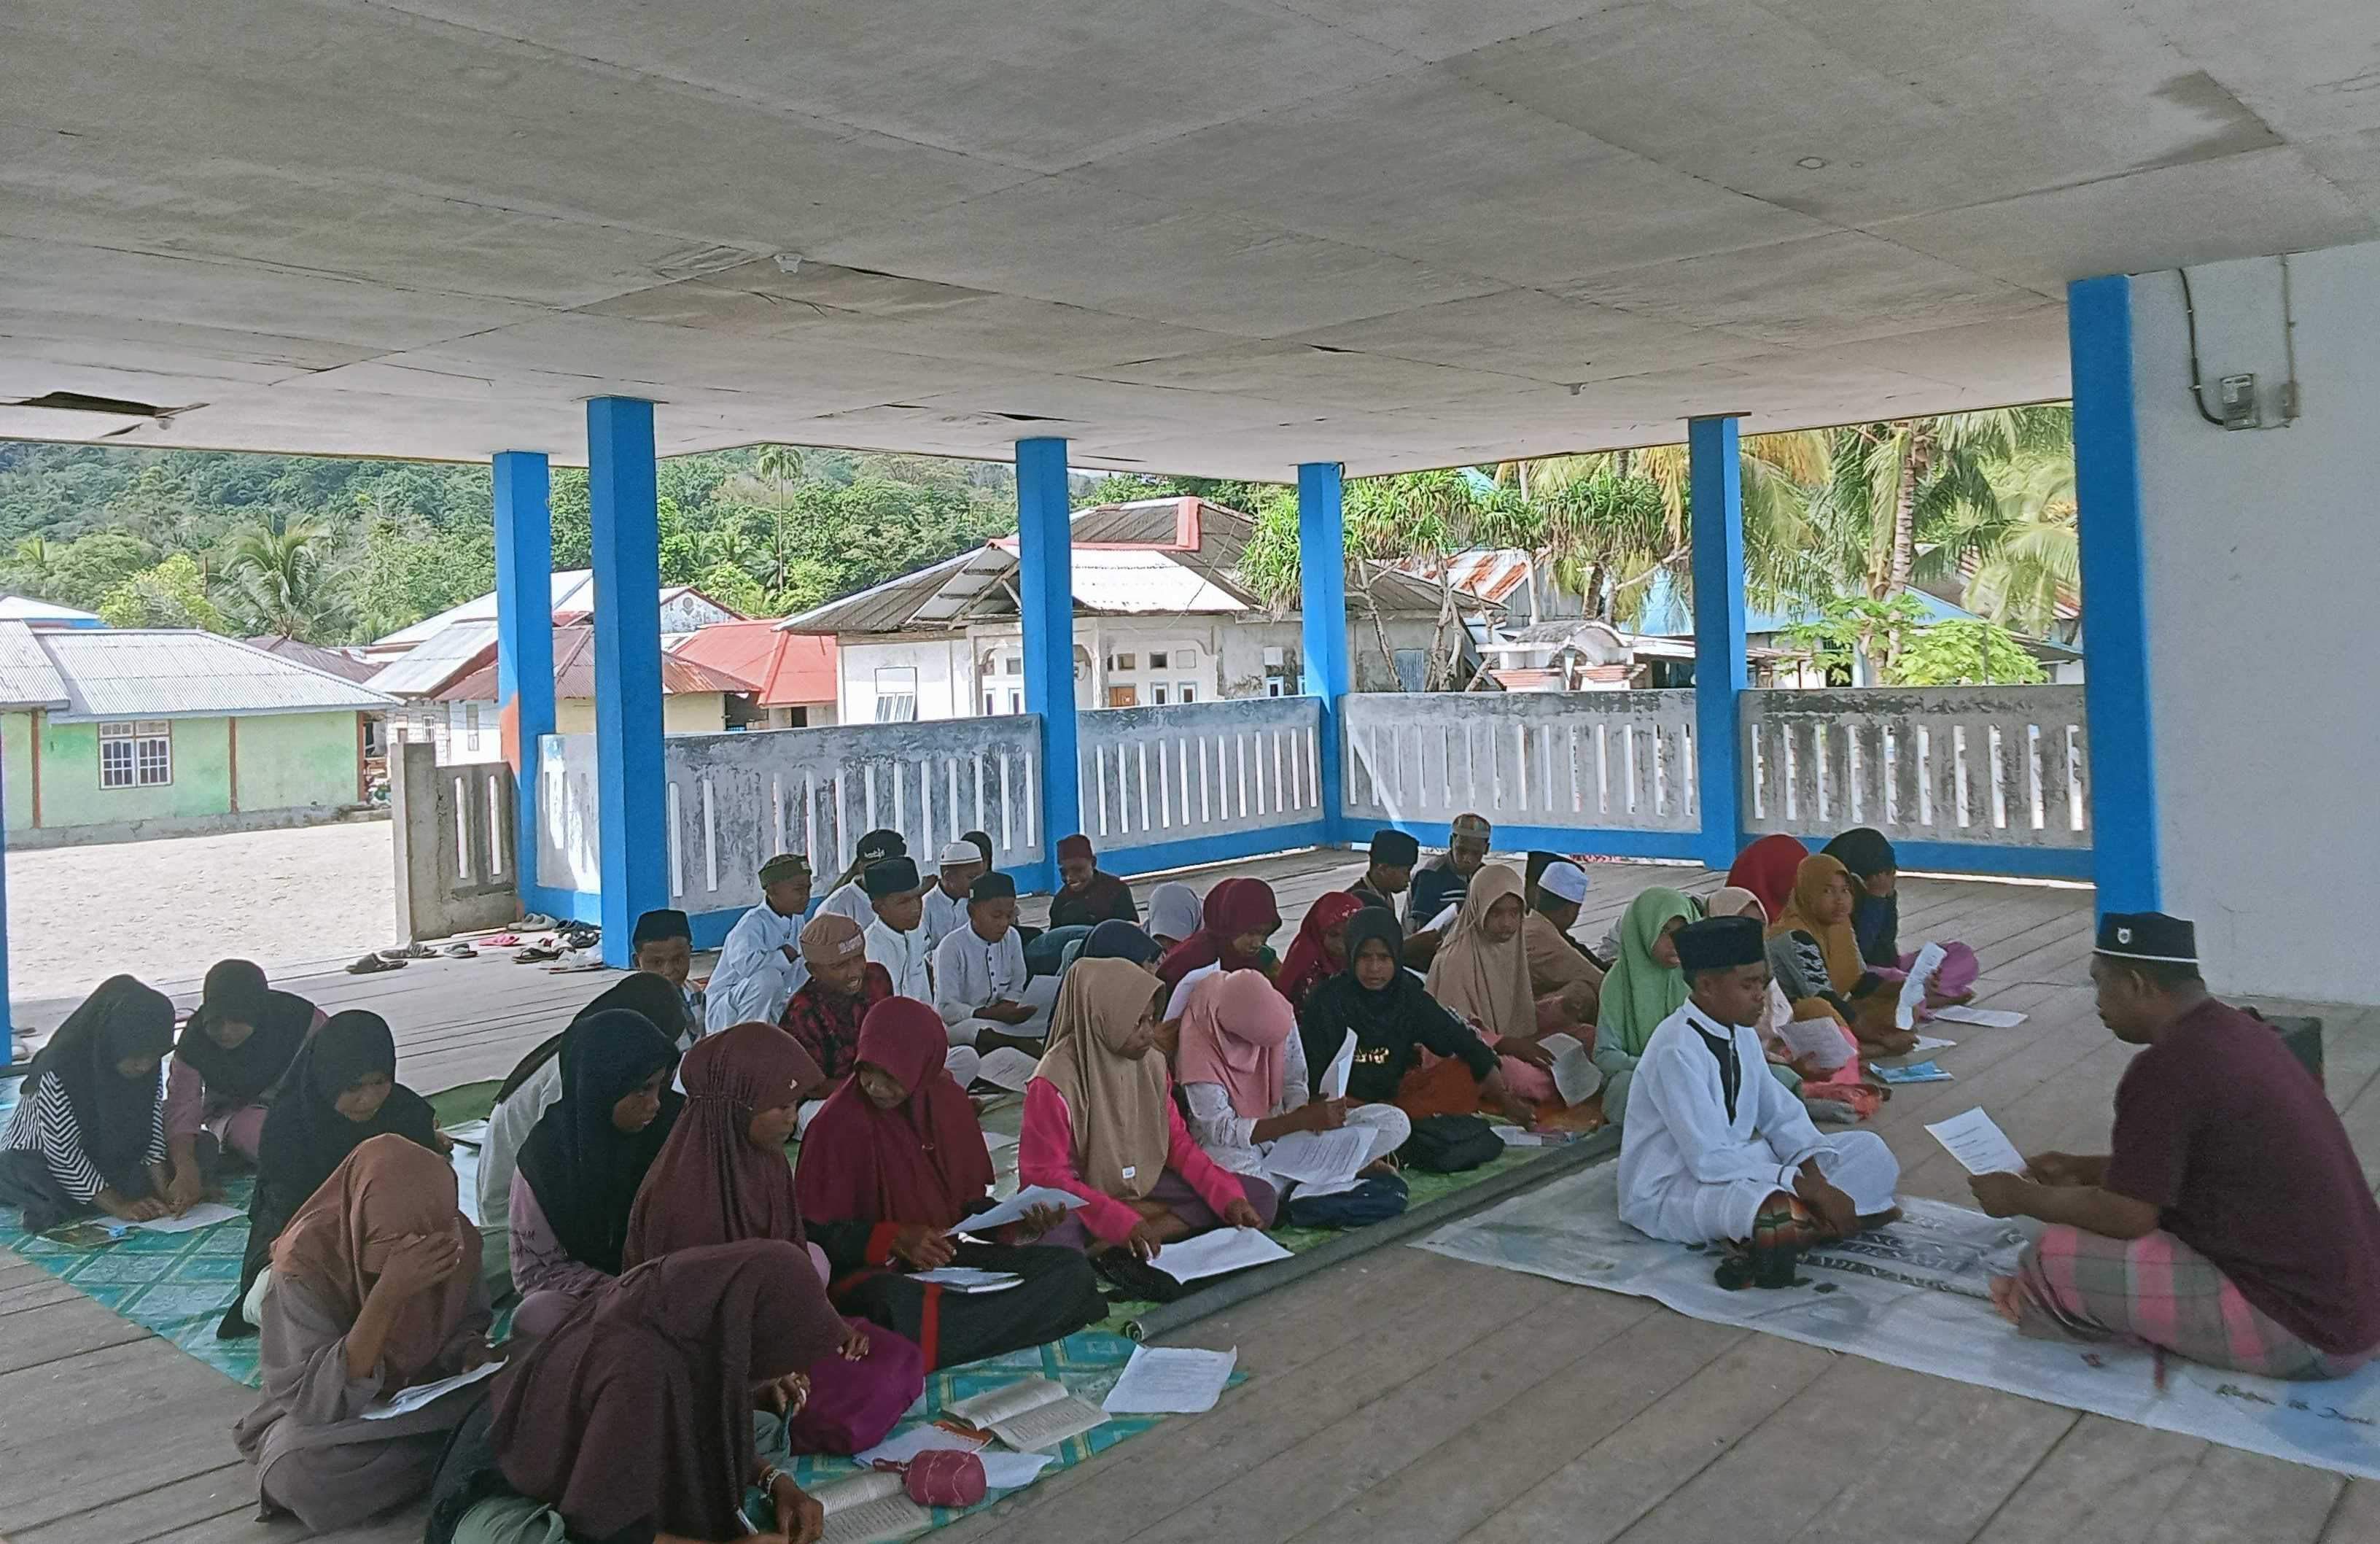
777,498 -> 1476,722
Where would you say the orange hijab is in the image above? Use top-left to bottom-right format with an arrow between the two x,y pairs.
1769,853 -> 1865,993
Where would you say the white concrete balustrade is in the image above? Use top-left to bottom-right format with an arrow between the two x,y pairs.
1741,686 -> 2090,850
1342,690 -> 1701,834
1076,697 -> 1325,855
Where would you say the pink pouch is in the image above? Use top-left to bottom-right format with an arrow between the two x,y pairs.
899,1449 -> 987,1508
782,1319 -> 926,1454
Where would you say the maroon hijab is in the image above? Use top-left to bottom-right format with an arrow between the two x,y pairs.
623,1023 -> 823,1268
492,1241 -> 844,1543
1157,877 -> 1282,985
796,998 -> 995,1230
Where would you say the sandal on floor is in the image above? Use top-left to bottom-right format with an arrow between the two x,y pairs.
518,912 -> 559,929
441,943 -> 479,958
487,933 -> 521,947
513,944 -> 562,964
378,943 -> 435,961
347,953 -> 406,974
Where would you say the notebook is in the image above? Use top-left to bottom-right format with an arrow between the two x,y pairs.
944,1375 -> 1110,1451
801,1470 -> 931,1544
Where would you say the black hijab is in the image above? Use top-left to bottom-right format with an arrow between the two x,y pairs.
495,972 -> 692,1103
1081,919 -> 1162,968
174,961 -> 316,1106
30,976 -> 174,1192
1297,908 -> 1439,1071
515,1009 -> 683,1275
1823,828 -> 1901,966
256,1009 -> 440,1203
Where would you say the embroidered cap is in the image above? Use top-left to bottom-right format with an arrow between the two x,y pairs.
757,852 -> 809,886
2094,911 -> 2197,964
1449,812 -> 1492,842
1538,861 -> 1590,904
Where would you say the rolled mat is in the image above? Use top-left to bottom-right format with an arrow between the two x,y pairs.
1124,1127 -> 1619,1341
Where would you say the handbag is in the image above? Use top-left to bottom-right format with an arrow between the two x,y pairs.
782,1318 -> 927,1454
1399,1113 -> 1505,1173
892,1448 -> 987,1508
1285,1171 -> 1408,1227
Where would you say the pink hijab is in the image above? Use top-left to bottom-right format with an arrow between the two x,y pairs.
1174,969 -> 1295,1120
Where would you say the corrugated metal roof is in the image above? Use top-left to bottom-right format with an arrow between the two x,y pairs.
366,620 -> 499,697
778,497 -> 1455,635
36,630 -> 394,721
1399,548 -> 1537,608
435,626 -> 757,701
245,635 -> 381,682
0,594 -> 104,627
367,572 -> 740,650
670,621 -> 839,707
0,621 -> 70,709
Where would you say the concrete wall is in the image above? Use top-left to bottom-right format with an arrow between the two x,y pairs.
1,710 -> 32,831
555,692 -> 727,738
41,714 -> 231,826
1,708 -> 368,846
231,711 -> 362,812
2129,237 -> 2380,1003
838,637 -> 973,723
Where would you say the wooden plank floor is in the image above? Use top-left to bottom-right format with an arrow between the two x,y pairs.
5,850 -> 2376,1544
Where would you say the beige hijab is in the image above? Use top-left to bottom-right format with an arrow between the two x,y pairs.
1031,958 -> 1170,1201
1426,862 -> 1534,1040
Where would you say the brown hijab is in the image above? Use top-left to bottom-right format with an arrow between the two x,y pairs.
622,1023 -> 824,1268
1770,853 -> 1865,993
1425,862 -> 1533,1039
1030,958 -> 1170,1201
270,1132 -> 479,1389
493,1241 -> 846,1543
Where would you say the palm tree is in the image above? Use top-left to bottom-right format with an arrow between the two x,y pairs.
721,446 -> 806,596
225,519 -> 342,640
1947,443 -> 2078,636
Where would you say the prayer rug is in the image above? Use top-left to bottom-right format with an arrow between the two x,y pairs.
1415,1162 -> 2380,1480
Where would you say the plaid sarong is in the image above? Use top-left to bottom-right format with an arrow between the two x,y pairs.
2015,1225 -> 2373,1381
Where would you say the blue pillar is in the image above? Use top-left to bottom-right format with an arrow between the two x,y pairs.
2068,274 -> 2159,914
1297,462 -> 1350,842
492,451 -> 554,907
1688,414 -> 1747,872
587,398 -> 667,965
1015,438 -> 1076,893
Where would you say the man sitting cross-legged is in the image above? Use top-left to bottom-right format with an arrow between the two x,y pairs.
1969,912 -> 2380,1379
1619,914 -> 1900,1289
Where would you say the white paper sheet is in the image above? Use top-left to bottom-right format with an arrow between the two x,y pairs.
442,1118 -> 489,1147
1422,902 -> 1458,935
130,1201 -> 244,1234
977,1451 -> 1056,1489
1932,1004 -> 2028,1029
1261,1125 -> 1369,1186
363,1359 -> 501,1420
1149,1227 -> 1291,1284
946,1185 -> 1085,1235
1319,1029 -> 1356,1100
1923,1106 -> 2027,1175
1536,1031 -> 1603,1106
850,1424 -> 987,1468
973,1046 -> 1040,1093
1908,1034 -> 1959,1055
1776,1017 -> 1856,1071
1488,1125 -> 1542,1147
1896,942 -> 1949,1029
908,1267 -> 1022,1292
1102,1345 -> 1238,1414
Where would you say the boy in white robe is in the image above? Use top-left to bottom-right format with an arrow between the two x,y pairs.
931,872 -> 1046,1055
859,856 -> 933,1001
702,853 -> 812,1033
920,841 -> 985,956
1619,914 -> 1900,1289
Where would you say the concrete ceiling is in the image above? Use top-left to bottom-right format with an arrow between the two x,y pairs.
3,0 -> 2376,479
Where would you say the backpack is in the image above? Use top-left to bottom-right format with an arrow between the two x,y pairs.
1399,1114 -> 1506,1173
1285,1171 -> 1409,1228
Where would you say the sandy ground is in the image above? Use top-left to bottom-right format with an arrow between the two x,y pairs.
7,818 -> 398,1030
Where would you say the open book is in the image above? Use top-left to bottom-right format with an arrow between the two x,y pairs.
944,1375 -> 1110,1451
1535,1032 -> 1602,1106
802,1470 -> 931,1544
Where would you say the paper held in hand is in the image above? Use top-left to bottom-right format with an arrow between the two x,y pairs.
1924,1106 -> 2027,1175
973,1045 -> 1040,1093
1319,1029 -> 1356,1100
364,1359 -> 501,1421
945,1376 -> 1109,1451
1150,1226 -> 1292,1284
1262,1125 -> 1370,1187
1775,1017 -> 1856,1071
945,1185 -> 1085,1236
1896,942 -> 1949,1029
1536,1032 -> 1603,1106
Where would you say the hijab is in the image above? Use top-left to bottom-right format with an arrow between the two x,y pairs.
1424,864 -> 1533,1039
1297,908 -> 1447,1071
493,1241 -> 847,1544
1725,835 -> 1808,927
1703,887 -> 1766,924
28,976 -> 174,1192
621,1023 -> 823,1268
1594,888 -> 1699,1056
1156,877 -> 1280,985
1772,853 -> 1866,993
1146,882 -> 1202,945
271,1133 -> 478,1387
1823,828 -> 1901,964
1081,919 -> 1162,968
515,1010 -> 683,1276
1276,893 -> 1364,1008
174,961 -> 315,1106
795,998 -> 992,1230
494,972 -> 693,1104
255,1010 -> 440,1205
1031,958 -> 1170,1201
1176,969 -> 1296,1120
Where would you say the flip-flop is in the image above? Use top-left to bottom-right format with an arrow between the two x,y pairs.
514,944 -> 562,963
487,934 -> 521,947
347,953 -> 406,974
518,912 -> 559,929
378,943 -> 435,961
441,943 -> 480,958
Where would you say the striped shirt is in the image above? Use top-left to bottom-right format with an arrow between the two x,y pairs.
3,1069 -> 168,1202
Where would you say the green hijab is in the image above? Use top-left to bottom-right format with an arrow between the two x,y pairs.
1594,888 -> 1700,1056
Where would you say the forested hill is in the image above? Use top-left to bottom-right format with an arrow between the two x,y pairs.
0,441 -> 1119,645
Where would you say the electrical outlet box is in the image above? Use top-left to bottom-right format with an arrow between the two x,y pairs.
2217,373 -> 2258,429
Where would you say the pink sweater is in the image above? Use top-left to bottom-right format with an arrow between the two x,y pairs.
1019,1077 -> 1248,1244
